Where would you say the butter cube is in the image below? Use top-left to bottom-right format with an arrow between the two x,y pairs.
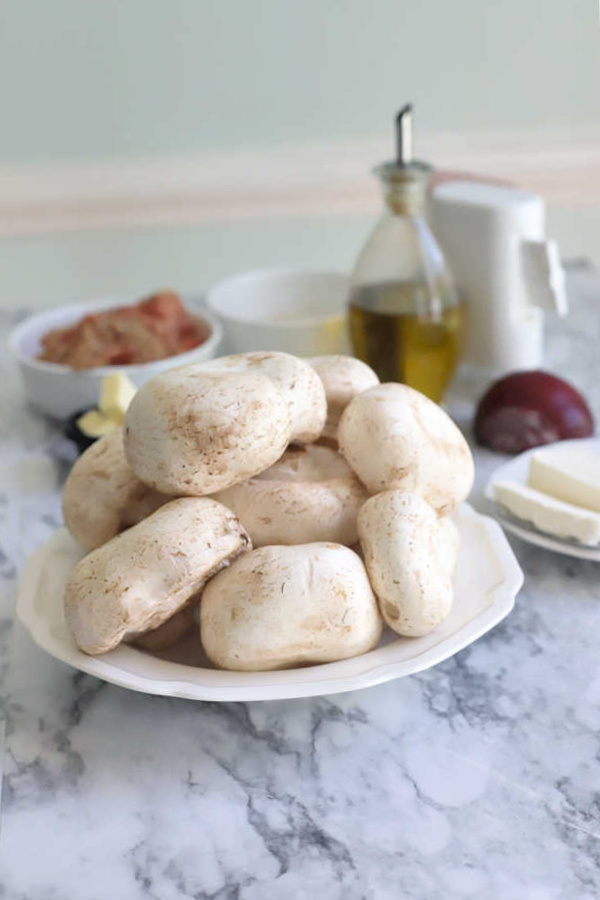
99,372 -> 137,422
76,410 -> 120,439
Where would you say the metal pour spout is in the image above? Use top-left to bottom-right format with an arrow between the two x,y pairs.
395,104 -> 413,166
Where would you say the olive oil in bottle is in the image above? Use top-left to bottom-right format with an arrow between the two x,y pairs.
348,105 -> 464,402
349,282 -> 465,403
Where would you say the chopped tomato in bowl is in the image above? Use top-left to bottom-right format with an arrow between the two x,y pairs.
9,291 -> 222,419
38,291 -> 210,369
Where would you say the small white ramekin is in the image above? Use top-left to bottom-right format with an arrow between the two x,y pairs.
9,296 -> 223,419
206,268 -> 351,357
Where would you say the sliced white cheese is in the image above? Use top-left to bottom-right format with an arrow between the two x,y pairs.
494,479 -> 600,546
528,446 -> 600,513
99,372 -> 137,422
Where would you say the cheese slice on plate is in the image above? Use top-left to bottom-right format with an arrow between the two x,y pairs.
494,479 -> 600,546
528,445 -> 600,512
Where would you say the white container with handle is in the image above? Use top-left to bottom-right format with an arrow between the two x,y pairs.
430,182 -> 566,373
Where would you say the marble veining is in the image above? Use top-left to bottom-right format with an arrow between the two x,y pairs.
2,265 -> 600,898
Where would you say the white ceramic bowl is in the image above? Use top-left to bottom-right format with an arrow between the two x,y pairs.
206,268 -> 351,356
9,296 -> 223,419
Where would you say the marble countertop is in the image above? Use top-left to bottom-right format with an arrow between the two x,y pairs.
2,264 -> 600,899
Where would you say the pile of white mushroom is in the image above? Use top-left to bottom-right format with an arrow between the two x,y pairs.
62,352 -> 474,671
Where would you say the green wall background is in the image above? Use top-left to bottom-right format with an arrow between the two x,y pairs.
1,0 -> 598,163
0,0 -> 598,305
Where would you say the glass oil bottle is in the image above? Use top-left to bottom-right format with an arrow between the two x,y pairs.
348,105 -> 465,402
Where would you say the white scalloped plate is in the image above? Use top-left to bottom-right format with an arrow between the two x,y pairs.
16,504 -> 523,702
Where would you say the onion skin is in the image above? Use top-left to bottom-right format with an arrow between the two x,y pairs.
474,371 -> 594,454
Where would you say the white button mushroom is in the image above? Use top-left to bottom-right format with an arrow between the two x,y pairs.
309,355 -> 379,440
64,497 -> 251,655
124,368 -> 292,496
212,444 -> 369,547
200,543 -> 382,670
358,491 -> 457,637
338,383 -> 474,512
199,351 -> 327,443
62,428 -> 169,551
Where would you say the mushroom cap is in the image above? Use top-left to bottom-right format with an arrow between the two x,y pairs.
338,383 -> 474,512
199,351 -> 326,443
358,491 -> 457,637
62,428 -> 168,551
64,497 -> 251,655
200,542 -> 382,671
124,368 -> 292,495
212,444 -> 369,547
309,355 -> 379,439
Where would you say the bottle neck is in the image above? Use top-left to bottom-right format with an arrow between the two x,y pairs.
381,178 -> 427,215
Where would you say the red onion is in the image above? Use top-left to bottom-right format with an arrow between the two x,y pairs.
474,370 -> 594,454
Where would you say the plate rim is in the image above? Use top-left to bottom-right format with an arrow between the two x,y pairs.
16,503 -> 524,702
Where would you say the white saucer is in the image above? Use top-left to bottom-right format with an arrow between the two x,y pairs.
17,504 -> 523,702
485,438 -> 600,561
